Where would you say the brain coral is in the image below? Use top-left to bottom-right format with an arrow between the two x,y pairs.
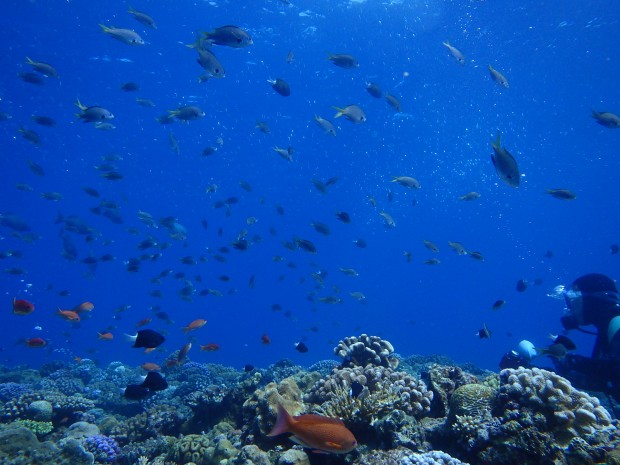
167,433 -> 211,465
448,384 -> 496,421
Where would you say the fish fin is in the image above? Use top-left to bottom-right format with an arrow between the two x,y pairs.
99,23 -> 111,32
490,132 -> 501,149
311,449 -> 330,455
25,56 -> 34,64
289,436 -> 311,448
332,106 -> 344,118
266,403 -> 292,437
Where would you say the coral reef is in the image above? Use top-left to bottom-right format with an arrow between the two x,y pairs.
498,367 -> 612,440
243,376 -> 305,438
447,384 -> 496,422
357,447 -> 470,465
1,338 -> 620,465
111,404 -> 184,444
14,419 -> 54,436
422,365 -> 479,417
334,334 -> 398,368
306,365 -> 432,425
84,434 -> 121,463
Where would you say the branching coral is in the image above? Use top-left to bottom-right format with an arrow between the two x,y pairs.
334,334 -> 398,368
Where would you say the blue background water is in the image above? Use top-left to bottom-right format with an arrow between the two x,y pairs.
1,0 -> 618,372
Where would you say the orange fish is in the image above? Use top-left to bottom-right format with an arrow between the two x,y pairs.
267,404 -> 357,454
13,298 -> 35,316
200,343 -> 220,351
57,308 -> 80,321
165,341 -> 193,367
98,332 -> 114,340
141,362 -> 161,371
136,317 -> 152,327
182,319 -> 207,334
24,337 -> 47,348
261,333 -> 271,345
74,301 -> 94,313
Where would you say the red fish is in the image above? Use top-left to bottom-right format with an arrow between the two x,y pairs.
200,343 -> 220,351
267,404 -> 357,454
25,337 -> 47,348
182,319 -> 207,334
74,301 -> 94,313
57,309 -> 80,321
136,317 -> 152,327
13,298 -> 35,315
140,362 -> 161,371
261,333 -> 271,345
98,332 -> 113,340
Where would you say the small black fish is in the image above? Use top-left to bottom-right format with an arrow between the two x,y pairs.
127,329 -> 165,349
492,299 -> 506,310
353,239 -> 367,248
121,82 -> 140,92
123,384 -> 150,400
365,82 -> 382,98
611,244 -> 620,255
550,334 -> 576,351
294,341 -> 309,353
349,381 -> 364,398
268,78 -> 290,97
476,324 -> 491,339
244,364 -> 255,372
141,372 -> 168,391
336,211 -> 351,223
516,279 -> 528,292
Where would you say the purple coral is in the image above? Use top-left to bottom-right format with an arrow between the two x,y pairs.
84,434 -> 121,463
0,382 -> 32,402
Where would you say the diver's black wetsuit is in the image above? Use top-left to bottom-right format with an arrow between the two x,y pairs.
501,273 -> 620,401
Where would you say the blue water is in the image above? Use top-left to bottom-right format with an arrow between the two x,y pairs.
1,0 -> 619,372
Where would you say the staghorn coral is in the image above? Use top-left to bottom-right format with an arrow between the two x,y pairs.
334,334 -> 398,368
306,365 -> 432,426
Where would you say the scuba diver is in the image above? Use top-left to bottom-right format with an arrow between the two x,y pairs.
499,273 -> 620,400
